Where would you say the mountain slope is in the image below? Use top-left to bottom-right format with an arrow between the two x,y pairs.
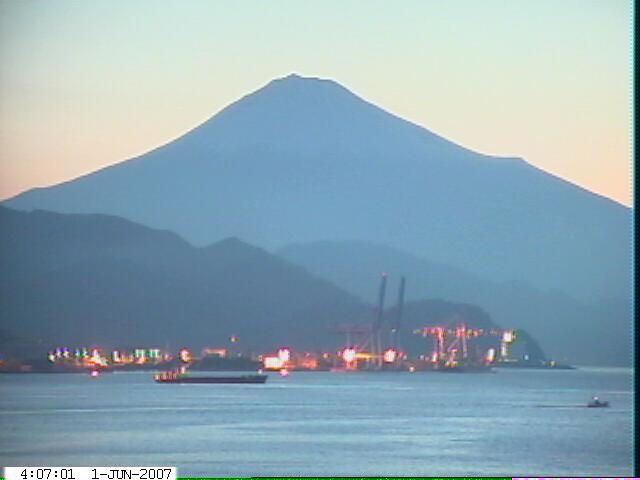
279,240 -> 630,366
4,74 -> 630,302
1,207 -> 532,359
0,207 -> 370,351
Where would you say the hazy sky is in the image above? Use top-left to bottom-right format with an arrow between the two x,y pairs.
0,0 -> 632,205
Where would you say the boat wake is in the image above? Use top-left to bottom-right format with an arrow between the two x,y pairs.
535,404 -> 592,409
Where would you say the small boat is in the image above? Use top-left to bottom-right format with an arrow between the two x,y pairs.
587,397 -> 609,408
154,371 -> 267,384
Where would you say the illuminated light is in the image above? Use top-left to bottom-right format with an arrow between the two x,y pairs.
383,349 -> 397,363
263,356 -> 284,370
431,352 -> 438,363
409,366 -> 416,373
502,330 -> 515,343
277,348 -> 291,363
258,369 -> 263,374
342,348 -> 357,364
279,368 -> 290,377
90,370 -> 100,377
229,335 -> 239,343
300,357 -> 318,370
355,352 -> 375,360
202,348 -> 227,358
112,351 -> 121,363
47,352 -> 56,363
486,348 -> 496,363
179,348 -> 193,363
90,348 -> 103,366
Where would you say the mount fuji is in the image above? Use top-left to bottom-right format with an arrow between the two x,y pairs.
4,74 -> 631,302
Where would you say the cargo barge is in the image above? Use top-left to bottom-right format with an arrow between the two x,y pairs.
154,372 -> 267,384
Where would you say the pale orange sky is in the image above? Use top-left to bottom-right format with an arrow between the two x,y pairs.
0,0 -> 632,206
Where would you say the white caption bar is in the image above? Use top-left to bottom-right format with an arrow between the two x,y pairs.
4,468 -> 176,480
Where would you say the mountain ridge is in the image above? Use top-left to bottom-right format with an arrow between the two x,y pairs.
0,206 -> 369,350
279,239 -> 630,366
0,206 -> 533,360
3,74 -> 630,303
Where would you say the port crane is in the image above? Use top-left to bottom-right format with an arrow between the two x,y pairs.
345,272 -> 387,368
334,274 -> 407,370
414,321 -> 517,367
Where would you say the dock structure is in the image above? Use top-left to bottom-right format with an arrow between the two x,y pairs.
332,274 -> 411,371
414,323 -> 517,368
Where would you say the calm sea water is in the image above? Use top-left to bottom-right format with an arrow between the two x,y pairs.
0,368 -> 633,477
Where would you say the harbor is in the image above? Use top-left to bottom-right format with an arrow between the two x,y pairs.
0,366 -> 630,476
2,275 -> 575,376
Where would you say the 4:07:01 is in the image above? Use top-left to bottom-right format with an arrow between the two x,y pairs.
21,469 -> 75,480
